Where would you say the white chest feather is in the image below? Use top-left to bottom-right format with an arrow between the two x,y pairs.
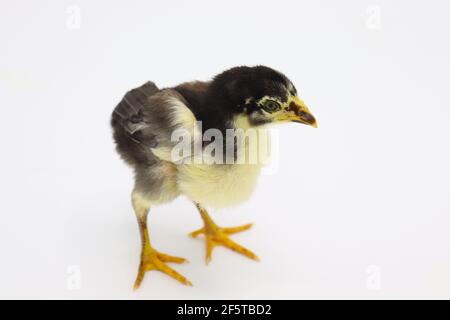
177,163 -> 262,209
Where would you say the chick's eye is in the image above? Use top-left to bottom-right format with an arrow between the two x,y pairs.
262,100 -> 280,112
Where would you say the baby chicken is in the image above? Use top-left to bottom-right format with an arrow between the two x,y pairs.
111,66 -> 317,289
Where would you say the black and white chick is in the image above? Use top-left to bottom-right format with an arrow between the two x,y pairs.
111,65 -> 317,289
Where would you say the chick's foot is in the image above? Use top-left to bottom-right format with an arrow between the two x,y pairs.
134,248 -> 192,289
190,220 -> 259,264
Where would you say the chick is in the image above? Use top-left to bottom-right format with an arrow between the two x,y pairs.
111,66 -> 317,289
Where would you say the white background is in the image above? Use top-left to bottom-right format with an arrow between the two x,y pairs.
1,0 -> 450,299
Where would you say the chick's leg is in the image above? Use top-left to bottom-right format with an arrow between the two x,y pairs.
190,203 -> 259,264
132,193 -> 192,289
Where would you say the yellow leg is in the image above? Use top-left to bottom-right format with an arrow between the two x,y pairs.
132,193 -> 192,290
189,203 -> 259,264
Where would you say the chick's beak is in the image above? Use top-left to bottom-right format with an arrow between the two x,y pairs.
289,96 -> 318,128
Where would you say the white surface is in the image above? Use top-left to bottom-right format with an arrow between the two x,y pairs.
1,0 -> 450,299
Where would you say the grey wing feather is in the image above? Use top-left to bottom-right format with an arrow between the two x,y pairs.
111,81 -> 163,166
111,81 -> 193,167
112,81 -> 159,137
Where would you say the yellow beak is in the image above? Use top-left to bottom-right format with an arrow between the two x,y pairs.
288,96 -> 318,128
